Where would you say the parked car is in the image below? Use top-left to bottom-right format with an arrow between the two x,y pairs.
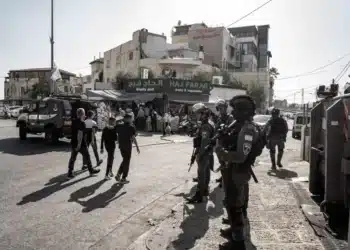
253,114 -> 271,130
10,106 -> 24,118
292,112 -> 310,139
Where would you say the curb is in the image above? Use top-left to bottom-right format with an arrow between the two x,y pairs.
289,181 -> 348,250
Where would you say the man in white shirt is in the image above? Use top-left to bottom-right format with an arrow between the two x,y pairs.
83,110 -> 103,169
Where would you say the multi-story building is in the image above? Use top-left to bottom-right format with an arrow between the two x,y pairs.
172,22 -> 238,70
4,68 -> 76,99
228,25 -> 273,107
103,29 -> 168,84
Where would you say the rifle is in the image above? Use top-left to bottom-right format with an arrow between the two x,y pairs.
203,120 -> 259,183
188,147 -> 199,172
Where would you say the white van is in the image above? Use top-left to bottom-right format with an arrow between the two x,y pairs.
292,112 -> 310,139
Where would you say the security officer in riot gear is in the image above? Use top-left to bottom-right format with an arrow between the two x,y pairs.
215,95 -> 259,249
215,99 -> 234,186
265,108 -> 288,170
187,103 -> 215,203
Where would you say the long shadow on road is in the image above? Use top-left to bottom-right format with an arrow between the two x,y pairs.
168,184 -> 224,250
0,137 -> 70,156
69,181 -> 126,213
267,168 -> 298,180
17,171 -> 91,205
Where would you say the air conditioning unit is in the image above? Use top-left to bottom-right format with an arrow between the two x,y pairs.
212,76 -> 223,85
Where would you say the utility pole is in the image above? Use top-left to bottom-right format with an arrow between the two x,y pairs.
301,88 -> 304,106
50,0 -> 54,95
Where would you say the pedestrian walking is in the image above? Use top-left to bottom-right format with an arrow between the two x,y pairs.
265,108 -> 288,169
115,113 -> 140,184
82,110 -> 103,169
67,108 -> 100,179
100,117 -> 118,180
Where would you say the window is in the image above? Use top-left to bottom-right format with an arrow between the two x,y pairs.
20,87 -> 25,96
64,86 -> 69,92
26,71 -> 38,78
129,52 -> 133,60
106,60 -> 110,68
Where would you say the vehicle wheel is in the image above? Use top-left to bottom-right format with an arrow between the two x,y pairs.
292,132 -> 296,139
19,125 -> 27,140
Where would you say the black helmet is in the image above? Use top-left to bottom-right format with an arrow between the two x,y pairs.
271,108 -> 280,116
229,95 -> 256,120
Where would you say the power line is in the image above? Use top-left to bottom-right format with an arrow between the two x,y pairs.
226,0 -> 273,28
275,52 -> 350,81
334,60 -> 350,83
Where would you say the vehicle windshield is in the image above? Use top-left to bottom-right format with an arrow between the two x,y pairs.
296,116 -> 310,124
254,115 -> 271,124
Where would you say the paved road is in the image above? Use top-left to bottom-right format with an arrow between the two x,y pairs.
0,119 -> 311,250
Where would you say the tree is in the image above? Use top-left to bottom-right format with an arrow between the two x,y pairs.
269,67 -> 279,79
269,67 -> 279,89
247,81 -> 266,110
29,80 -> 50,99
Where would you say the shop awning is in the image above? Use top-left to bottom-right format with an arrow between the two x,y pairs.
86,90 -> 160,102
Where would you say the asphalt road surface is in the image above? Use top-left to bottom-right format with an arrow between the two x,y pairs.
0,119 -> 300,250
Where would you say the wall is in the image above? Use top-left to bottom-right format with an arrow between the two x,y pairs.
6,78 -> 42,98
103,30 -> 167,84
103,40 -> 138,84
95,82 -> 113,90
210,86 -> 246,102
172,34 -> 189,44
188,27 -> 225,67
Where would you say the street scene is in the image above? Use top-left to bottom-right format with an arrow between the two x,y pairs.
2,0 -> 350,249
0,118 -> 339,250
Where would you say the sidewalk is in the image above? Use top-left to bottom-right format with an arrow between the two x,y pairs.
143,147 -> 325,249
95,132 -> 192,147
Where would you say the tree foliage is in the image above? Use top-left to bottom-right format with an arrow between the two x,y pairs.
269,67 -> 279,79
113,71 -> 135,90
247,81 -> 266,110
29,80 -> 50,99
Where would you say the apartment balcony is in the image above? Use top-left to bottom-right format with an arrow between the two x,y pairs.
158,57 -> 202,67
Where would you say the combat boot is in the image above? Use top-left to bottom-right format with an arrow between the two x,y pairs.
220,227 -> 232,239
186,191 -> 203,204
222,217 -> 230,225
277,151 -> 283,168
270,152 -> 276,170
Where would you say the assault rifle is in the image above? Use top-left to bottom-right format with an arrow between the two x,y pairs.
201,120 -> 259,183
188,147 -> 199,172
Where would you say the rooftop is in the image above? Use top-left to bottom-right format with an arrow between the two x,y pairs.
9,68 -> 76,76
89,58 -> 104,65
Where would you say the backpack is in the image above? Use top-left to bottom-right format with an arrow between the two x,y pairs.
244,123 -> 267,166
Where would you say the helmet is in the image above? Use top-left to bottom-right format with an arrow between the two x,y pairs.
271,108 -> 280,116
215,99 -> 227,108
192,102 -> 207,113
229,95 -> 256,120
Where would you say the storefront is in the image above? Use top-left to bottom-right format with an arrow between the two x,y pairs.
124,78 -> 212,114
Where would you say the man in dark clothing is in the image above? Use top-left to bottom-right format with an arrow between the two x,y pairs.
115,113 -> 140,184
100,117 -> 118,180
214,99 -> 234,186
67,108 -> 100,179
265,108 -> 288,169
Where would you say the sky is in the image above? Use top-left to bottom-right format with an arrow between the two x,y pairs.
1,0 -> 350,104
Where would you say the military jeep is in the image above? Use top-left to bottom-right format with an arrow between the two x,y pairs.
16,96 -> 97,144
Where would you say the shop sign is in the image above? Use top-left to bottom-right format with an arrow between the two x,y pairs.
125,79 -> 164,93
168,79 -> 211,95
125,78 -> 212,95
